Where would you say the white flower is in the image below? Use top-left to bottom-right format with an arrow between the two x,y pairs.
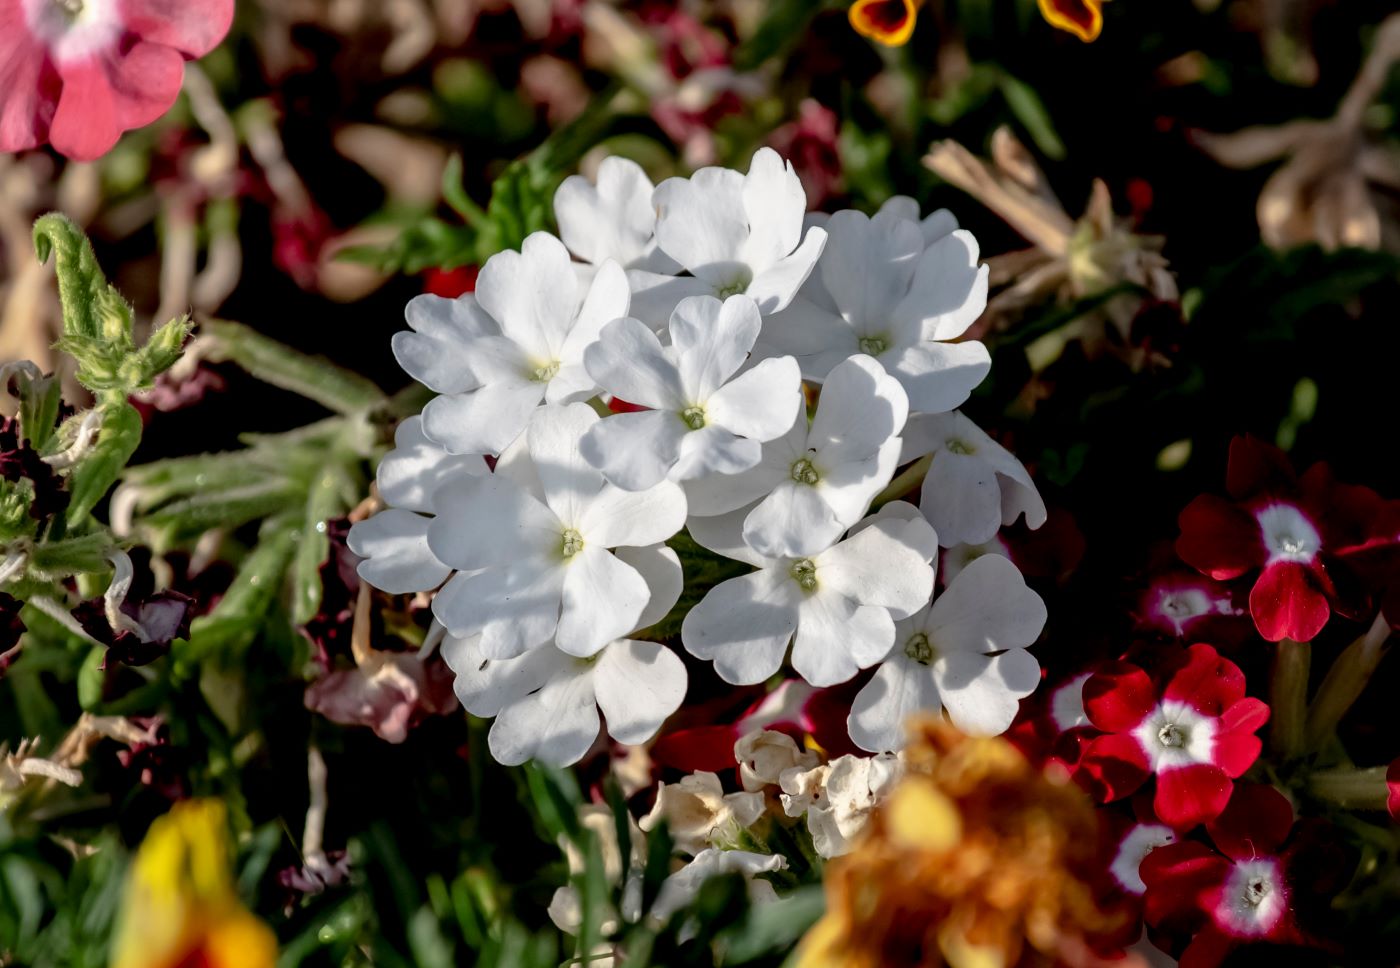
627,147 -> 828,326
406,232 -> 630,455
847,554 -> 1046,752
346,416 -> 487,594
778,752 -> 903,858
639,771 -> 766,855
554,156 -> 680,273
734,729 -> 819,792
874,195 -> 961,246
580,294 -> 803,490
428,403 -> 687,658
441,543 -> 688,766
939,536 -> 1012,586
761,208 -> 990,414
902,410 -> 1047,547
683,353 -> 909,558
649,848 -> 785,926
681,511 -> 935,687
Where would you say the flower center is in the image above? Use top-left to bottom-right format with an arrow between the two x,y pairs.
560,528 -> 585,558
1255,503 -> 1321,564
53,0 -> 83,15
715,269 -> 753,299
530,360 -> 560,383
1157,723 -> 1187,748
903,633 -> 934,665
680,405 -> 706,430
858,335 -> 889,356
1244,876 -> 1271,907
945,438 -> 975,456
790,456 -> 820,485
789,558 -> 818,592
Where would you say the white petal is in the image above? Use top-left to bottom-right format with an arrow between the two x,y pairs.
616,544 -> 684,631
428,474 -> 561,570
594,639 -> 688,745
926,554 -> 1046,652
420,378 -> 544,456
885,340 -> 991,415
394,294 -> 495,393
744,227 -> 827,314
759,297 -> 856,366
431,560 -> 564,658
527,403 -> 607,526
671,426 -> 762,481
935,649 -> 1041,736
492,429 -> 545,502
875,195 -> 920,224
474,232 -> 578,360
556,547 -> 650,657
584,316 -> 686,411
791,590 -> 893,686
920,208 -> 960,246
742,480 -> 844,559
816,516 -> 934,617
819,210 -> 923,331
847,656 -> 941,752
739,147 -> 807,269
891,230 -> 989,342
1002,474 -> 1048,531
814,435 -> 902,528
809,354 -> 908,466
653,166 -> 750,284
681,412 -> 804,517
685,503 -> 773,569
918,451 -> 1002,547
347,510 -> 450,594
558,259 -> 632,364
671,294 -> 761,400
682,569 -> 800,684
581,409 -> 687,492
489,665 -> 600,766
705,356 -> 804,442
849,501 -> 940,564
625,270 -> 716,330
554,157 -> 676,270
441,632 -> 567,717
377,416 -> 488,514
575,475 -> 688,550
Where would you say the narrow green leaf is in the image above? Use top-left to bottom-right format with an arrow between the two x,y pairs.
16,370 -> 63,453
997,72 -> 1067,160
290,459 -> 356,624
201,319 -> 386,414
65,403 -> 143,526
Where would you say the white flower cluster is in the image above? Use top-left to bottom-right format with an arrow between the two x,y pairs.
350,148 -> 1050,765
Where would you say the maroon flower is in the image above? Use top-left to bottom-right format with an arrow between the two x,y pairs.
1075,643 -> 1269,829
769,100 -> 842,208
72,590 -> 194,667
0,416 -> 68,523
0,592 -> 24,676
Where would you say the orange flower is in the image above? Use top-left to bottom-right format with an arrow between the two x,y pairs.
797,719 -> 1126,968
1037,0 -> 1104,42
848,0 -> 919,47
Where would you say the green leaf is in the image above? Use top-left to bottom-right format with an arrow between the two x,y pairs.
16,369 -> 64,453
27,533 -> 113,579
997,72 -> 1067,161
64,403 -> 143,526
290,459 -> 357,625
32,213 -> 111,343
200,319 -> 387,414
714,885 -> 824,963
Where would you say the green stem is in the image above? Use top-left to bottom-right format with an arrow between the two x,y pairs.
1270,638 -> 1311,759
1307,766 -> 1391,811
1305,612 -> 1392,752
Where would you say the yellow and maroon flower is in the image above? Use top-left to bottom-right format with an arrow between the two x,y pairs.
848,0 -> 920,48
1037,0 -> 1105,42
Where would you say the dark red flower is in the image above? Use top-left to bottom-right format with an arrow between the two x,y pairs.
1075,644 -> 1269,829
0,592 -> 24,676
1135,571 -> 1248,645
422,265 -> 478,298
768,99 -> 842,208
0,416 -> 69,523
1388,758 -> 1400,822
72,590 -> 194,667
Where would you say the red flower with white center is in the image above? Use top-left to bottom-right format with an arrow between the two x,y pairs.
1,0 -> 234,160
1176,435 -> 1389,642
1136,571 -> 1247,643
1141,784 -> 1349,967
1075,643 -> 1269,829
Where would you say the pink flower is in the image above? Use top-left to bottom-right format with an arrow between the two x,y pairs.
1,0 -> 234,160
1075,643 -> 1269,829
1141,784 -> 1349,966
304,650 -> 457,744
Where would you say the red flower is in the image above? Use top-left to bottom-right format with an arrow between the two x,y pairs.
1141,784 -> 1349,966
1176,436 -> 1389,642
1075,644 -> 1269,829
422,265 -> 478,298
0,0 -> 234,160
1388,758 -> 1400,822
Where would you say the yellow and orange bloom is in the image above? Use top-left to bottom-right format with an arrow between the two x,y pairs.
797,719 -> 1124,968
110,799 -> 278,968
848,0 -> 920,47
1037,0 -> 1104,42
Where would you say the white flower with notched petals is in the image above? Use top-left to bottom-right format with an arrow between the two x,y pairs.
441,543 -> 687,766
902,410 -> 1047,547
681,511 -> 935,687
627,147 -> 828,326
684,354 -> 907,559
580,294 -> 803,491
428,404 -> 687,659
554,156 -> 680,273
639,771 -> 766,856
346,416 -> 488,594
779,752 -> 903,858
762,209 -> 990,414
848,554 -> 1046,752
409,233 -> 630,455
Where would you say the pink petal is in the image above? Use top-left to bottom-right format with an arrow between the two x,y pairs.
1163,643 -> 1245,715
0,17 -> 57,151
1176,494 -> 1264,580
1083,661 -> 1157,732
1249,561 -> 1330,642
120,0 -> 236,58
50,41 -> 184,160
1155,763 -> 1232,829
1205,783 -> 1293,860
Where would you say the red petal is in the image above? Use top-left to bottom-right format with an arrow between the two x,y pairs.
1035,0 -> 1103,42
1155,764 -> 1232,829
1212,733 -> 1262,779
1176,495 -> 1263,580
1219,696 -> 1270,736
1083,662 -> 1157,732
1163,643 -> 1244,714
1075,733 -> 1151,803
1178,925 -> 1238,968
51,43 -> 184,161
1140,841 -> 1230,928
1206,783 -> 1293,859
1249,561 -> 1330,642
1389,758 -> 1400,822
649,725 -> 741,773
122,0 -> 235,58
1224,435 -> 1295,500
848,0 -> 918,46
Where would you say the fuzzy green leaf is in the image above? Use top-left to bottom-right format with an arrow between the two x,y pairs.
64,403 -> 143,526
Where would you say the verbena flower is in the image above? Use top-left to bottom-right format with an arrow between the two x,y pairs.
554,156 -> 679,273
440,543 -> 687,766
848,554 -> 1047,752
640,770 -> 766,854
779,751 -> 904,858
580,294 -> 803,490
0,0 -> 234,160
763,209 -> 991,414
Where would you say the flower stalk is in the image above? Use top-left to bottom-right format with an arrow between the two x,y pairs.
1270,638 -> 1311,759
1305,612 -> 1392,751
1307,765 -> 1391,811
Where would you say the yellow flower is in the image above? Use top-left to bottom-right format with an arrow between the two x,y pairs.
848,0 -> 920,47
110,799 -> 278,968
797,719 -> 1122,968
1037,0 -> 1105,42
